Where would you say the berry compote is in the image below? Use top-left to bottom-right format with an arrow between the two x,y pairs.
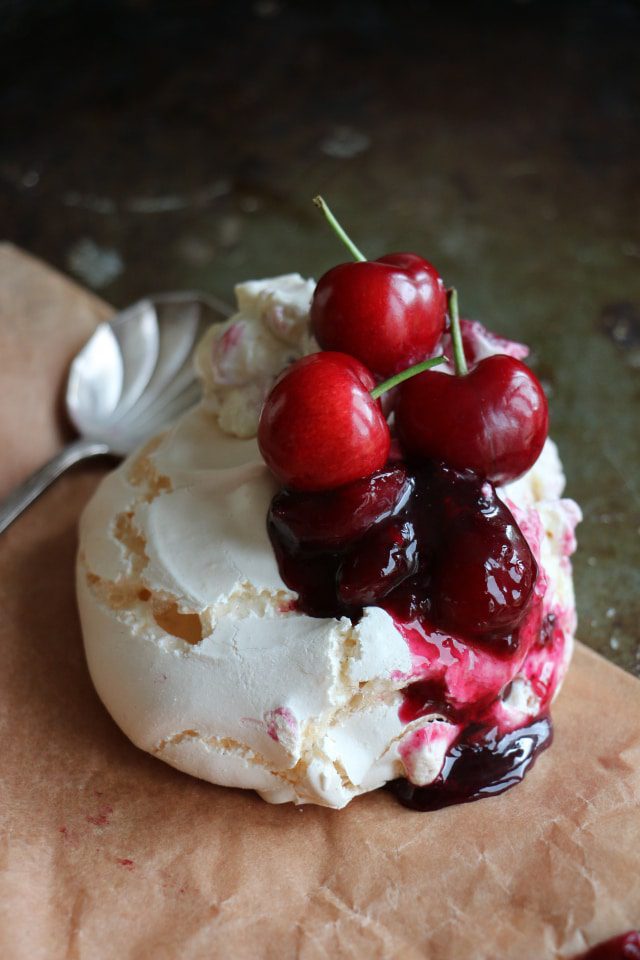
267,458 -> 558,810
578,932 -> 640,960
388,715 -> 553,811
269,461 -> 537,648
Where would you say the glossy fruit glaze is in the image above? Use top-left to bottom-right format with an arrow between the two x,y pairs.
257,352 -> 390,492
269,460 -> 537,647
579,932 -> 640,960
310,253 -> 447,378
268,459 -> 571,807
388,715 -> 553,811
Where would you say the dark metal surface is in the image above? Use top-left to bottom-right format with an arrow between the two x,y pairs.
1,0 -> 638,673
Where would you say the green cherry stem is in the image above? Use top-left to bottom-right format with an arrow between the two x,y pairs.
313,195 -> 367,263
448,287 -> 468,376
370,355 -> 447,400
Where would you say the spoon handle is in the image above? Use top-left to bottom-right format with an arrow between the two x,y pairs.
0,438 -> 111,534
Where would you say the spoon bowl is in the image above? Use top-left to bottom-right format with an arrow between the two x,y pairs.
0,291 -> 230,533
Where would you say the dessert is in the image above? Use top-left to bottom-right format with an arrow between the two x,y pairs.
77,202 -> 581,810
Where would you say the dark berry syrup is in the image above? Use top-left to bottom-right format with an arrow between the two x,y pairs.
579,932 -> 640,960
268,461 -> 560,811
388,715 -> 552,811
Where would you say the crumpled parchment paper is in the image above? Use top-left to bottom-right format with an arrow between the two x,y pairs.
0,243 -> 638,960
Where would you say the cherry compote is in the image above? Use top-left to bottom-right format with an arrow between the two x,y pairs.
429,469 -> 537,648
267,459 -> 548,810
269,466 -> 412,550
267,460 -> 537,651
268,466 -> 413,617
579,932 -> 640,960
388,715 -> 553,811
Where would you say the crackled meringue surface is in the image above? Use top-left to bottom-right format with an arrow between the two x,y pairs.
77,276 -> 581,809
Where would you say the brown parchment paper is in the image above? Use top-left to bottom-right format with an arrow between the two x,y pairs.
0,243 -> 639,960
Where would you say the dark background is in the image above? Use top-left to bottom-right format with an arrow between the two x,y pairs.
1,0 -> 639,673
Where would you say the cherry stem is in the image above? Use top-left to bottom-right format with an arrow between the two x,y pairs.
313,195 -> 367,263
448,287 -> 468,376
370,356 -> 447,400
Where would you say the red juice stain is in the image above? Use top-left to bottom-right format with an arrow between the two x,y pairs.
86,804 -> 113,827
579,932 -> 640,960
265,706 -> 297,742
59,825 -> 79,845
278,599 -> 297,614
540,611 -> 557,646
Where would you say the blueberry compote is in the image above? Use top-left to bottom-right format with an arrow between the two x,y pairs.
267,460 -> 553,811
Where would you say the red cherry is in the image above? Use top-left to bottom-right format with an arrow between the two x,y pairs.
267,459 -> 539,649
429,473 -> 538,645
395,355 -> 549,485
337,519 -> 418,606
269,466 -> 412,548
258,352 -> 390,492
311,254 -> 447,378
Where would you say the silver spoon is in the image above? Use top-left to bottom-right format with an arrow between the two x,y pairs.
0,291 -> 230,534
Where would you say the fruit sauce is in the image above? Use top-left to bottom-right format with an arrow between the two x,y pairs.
268,461 -> 557,811
579,932 -> 640,960
388,715 -> 552,811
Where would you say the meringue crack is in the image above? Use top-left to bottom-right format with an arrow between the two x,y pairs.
126,436 -> 173,501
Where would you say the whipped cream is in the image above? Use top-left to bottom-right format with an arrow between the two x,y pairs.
194,274 -> 317,438
77,274 -> 581,809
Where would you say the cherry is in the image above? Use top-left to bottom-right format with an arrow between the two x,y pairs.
269,466 -> 412,549
310,197 -> 447,378
396,355 -> 548,486
258,352 -> 390,492
267,459 -> 537,648
257,352 -> 391,492
395,290 -> 548,485
429,468 -> 537,644
337,519 -> 418,606
267,529 -> 344,618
